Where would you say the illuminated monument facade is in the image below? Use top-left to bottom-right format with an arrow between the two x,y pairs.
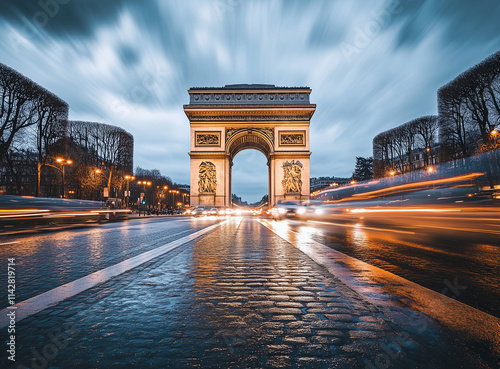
184,84 -> 316,207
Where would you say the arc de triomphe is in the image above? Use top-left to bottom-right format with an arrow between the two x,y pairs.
184,84 -> 316,208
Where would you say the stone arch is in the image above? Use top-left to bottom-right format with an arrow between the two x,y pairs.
226,131 -> 274,160
185,84 -> 315,208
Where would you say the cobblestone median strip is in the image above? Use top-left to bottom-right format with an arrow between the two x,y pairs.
258,219 -> 500,356
0,219 -> 230,328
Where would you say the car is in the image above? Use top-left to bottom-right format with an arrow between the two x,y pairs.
271,201 -> 306,220
251,208 -> 263,216
191,207 -> 208,216
209,208 -> 218,215
217,208 -> 233,216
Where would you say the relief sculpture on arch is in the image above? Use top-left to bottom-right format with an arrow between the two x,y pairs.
282,160 -> 303,193
198,161 -> 217,193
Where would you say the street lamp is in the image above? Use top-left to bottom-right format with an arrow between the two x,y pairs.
137,180 -> 152,215
182,193 -> 189,207
55,158 -> 72,198
161,186 -> 168,209
137,181 -> 152,200
168,189 -> 179,209
124,175 -> 135,208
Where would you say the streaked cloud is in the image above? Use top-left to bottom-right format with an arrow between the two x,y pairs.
1,0 -> 499,202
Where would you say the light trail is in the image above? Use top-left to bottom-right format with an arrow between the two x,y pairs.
306,220 -> 415,235
349,208 -> 462,214
414,224 -> 500,235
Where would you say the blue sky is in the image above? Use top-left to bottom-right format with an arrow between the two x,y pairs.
1,0 -> 500,202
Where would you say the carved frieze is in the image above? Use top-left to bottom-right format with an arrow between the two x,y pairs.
187,110 -> 313,122
198,161 -> 217,193
195,131 -> 220,147
282,160 -> 303,193
190,92 -> 310,105
279,131 -> 305,146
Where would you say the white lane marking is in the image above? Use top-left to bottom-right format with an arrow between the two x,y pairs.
0,241 -> 19,246
307,220 -> 416,235
257,219 -> 500,353
0,220 -> 228,328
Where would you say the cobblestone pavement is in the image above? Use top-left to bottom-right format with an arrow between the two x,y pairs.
5,218 -> 479,368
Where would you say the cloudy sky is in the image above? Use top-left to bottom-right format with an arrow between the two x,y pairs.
1,0 -> 500,202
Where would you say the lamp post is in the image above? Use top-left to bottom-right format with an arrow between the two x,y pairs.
95,169 -> 104,201
124,175 -> 135,208
168,189 -> 179,210
137,180 -> 152,214
491,127 -> 498,148
162,186 -> 168,210
56,158 -> 72,198
182,193 -> 189,207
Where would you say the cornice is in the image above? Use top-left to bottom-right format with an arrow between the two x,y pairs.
184,107 -> 315,122
188,152 -> 229,159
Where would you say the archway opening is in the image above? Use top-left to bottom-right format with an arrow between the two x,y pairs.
231,149 -> 268,206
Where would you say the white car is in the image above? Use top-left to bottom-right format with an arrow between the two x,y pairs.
271,202 -> 306,220
191,207 -> 208,216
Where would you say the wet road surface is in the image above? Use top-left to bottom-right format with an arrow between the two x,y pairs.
285,211 -> 500,318
1,217 -> 494,368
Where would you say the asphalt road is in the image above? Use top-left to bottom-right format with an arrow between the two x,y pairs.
290,208 -> 500,318
0,216 -> 223,309
0,215 -> 498,368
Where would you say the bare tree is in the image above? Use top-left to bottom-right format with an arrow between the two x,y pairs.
34,89 -> 69,196
1,63 -> 69,196
373,116 -> 438,178
67,121 -> 133,198
0,63 -> 38,162
412,116 -> 439,167
438,49 -> 500,160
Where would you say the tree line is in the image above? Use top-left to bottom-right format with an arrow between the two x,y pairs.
373,49 -> 499,179
66,121 -> 133,200
0,63 -> 134,199
438,50 -> 500,160
373,116 -> 438,178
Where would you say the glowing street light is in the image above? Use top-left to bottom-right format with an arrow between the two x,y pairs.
182,193 -> 189,206
55,158 -> 72,198
168,189 -> 179,209
137,180 -> 152,204
124,175 -> 135,208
